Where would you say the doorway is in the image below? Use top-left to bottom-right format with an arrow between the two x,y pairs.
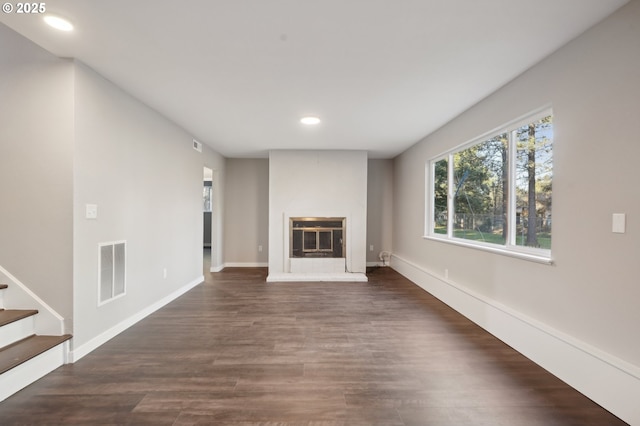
203,167 -> 213,272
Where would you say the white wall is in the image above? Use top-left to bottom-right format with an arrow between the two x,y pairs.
268,150 -> 368,280
367,159 -> 394,265
392,2 -> 640,424
203,155 -> 226,272
0,23 -> 74,324
72,62 -> 225,358
224,158 -> 269,266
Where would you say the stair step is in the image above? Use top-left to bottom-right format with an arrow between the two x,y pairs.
0,284 -> 7,290
0,309 -> 38,327
0,334 -> 72,375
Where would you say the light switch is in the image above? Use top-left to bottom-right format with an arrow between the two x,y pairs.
612,213 -> 626,233
86,204 -> 98,220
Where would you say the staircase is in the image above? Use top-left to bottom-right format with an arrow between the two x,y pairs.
0,283 -> 72,402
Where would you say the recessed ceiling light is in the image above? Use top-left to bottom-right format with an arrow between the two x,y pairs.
300,116 -> 321,125
43,15 -> 74,32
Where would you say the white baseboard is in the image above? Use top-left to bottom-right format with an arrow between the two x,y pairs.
266,272 -> 368,282
69,276 -> 204,362
212,262 -> 268,272
391,254 -> 639,426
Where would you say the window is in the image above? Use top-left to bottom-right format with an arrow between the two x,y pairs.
428,109 -> 553,261
203,181 -> 212,212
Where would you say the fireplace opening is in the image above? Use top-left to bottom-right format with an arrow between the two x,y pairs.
290,217 -> 345,258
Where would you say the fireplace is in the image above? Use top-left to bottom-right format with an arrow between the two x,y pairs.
290,217 -> 345,258
267,149 -> 367,282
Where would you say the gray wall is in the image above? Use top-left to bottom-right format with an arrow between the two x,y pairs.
203,157 -> 226,272
392,2 -> 639,422
224,158 -> 393,268
0,23 -> 74,322
223,158 -> 269,265
1,23 -> 227,348
72,61 -> 225,350
367,159 -> 393,264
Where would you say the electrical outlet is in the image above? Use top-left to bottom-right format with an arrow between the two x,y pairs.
444,269 -> 449,279
370,245 -> 374,251
163,268 -> 167,279
258,245 -> 263,252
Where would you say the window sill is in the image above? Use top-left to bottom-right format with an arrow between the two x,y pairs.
423,235 -> 553,265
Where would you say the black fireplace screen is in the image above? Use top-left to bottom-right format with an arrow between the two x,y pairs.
290,217 -> 345,258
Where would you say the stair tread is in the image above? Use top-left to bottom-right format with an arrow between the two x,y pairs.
0,334 -> 72,375
0,309 -> 39,327
0,284 -> 7,290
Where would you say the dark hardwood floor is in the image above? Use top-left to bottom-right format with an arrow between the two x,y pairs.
0,258 -> 627,425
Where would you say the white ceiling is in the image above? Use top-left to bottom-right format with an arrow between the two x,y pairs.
1,0 -> 628,158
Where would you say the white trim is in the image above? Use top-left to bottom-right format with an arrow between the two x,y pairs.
366,261 -> 389,267
97,240 -> 127,306
0,264 -> 65,335
0,315 -> 35,348
423,235 -> 553,265
431,105 -> 553,160
266,272 -> 367,282
209,168 -> 224,272
426,107 -> 553,261
218,262 -> 268,269
507,127 -> 518,246
391,254 -> 640,426
0,340 -> 68,402
70,276 -> 203,362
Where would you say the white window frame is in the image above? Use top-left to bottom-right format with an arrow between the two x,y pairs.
425,107 -> 553,264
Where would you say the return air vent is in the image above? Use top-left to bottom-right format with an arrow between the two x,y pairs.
98,241 -> 126,305
193,139 -> 203,152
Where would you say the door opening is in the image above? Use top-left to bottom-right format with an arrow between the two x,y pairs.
203,167 -> 213,270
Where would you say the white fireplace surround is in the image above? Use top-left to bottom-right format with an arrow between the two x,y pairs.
267,150 -> 368,283
266,211 -> 367,282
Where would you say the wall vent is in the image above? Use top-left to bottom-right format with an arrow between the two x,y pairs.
193,139 -> 203,152
98,241 -> 126,305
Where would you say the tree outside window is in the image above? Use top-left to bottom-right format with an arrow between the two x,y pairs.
429,110 -> 552,256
